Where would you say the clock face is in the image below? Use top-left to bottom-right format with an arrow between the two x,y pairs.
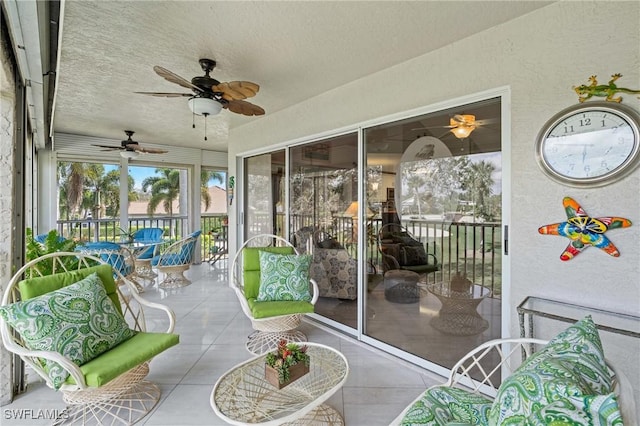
536,102 -> 640,186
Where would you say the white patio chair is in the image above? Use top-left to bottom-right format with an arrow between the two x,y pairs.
231,234 -> 319,355
0,252 -> 179,425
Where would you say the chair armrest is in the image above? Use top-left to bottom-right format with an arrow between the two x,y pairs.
117,274 -> 176,334
309,278 -> 319,305
426,252 -> 439,265
381,252 -> 401,270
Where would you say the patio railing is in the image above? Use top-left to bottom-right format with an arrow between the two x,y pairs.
55,213 -> 501,296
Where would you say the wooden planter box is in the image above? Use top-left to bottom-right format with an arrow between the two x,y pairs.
265,361 -> 310,389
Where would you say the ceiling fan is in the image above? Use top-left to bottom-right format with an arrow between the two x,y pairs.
413,114 -> 498,139
136,58 -> 264,140
92,130 -> 168,158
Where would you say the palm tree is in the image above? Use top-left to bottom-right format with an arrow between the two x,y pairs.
467,160 -> 496,221
142,168 -> 181,216
57,162 -> 86,219
201,170 -> 224,211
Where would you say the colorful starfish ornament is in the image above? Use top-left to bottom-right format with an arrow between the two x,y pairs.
538,197 -> 632,261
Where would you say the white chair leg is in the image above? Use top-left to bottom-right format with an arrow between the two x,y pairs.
158,266 -> 191,289
55,363 -> 160,426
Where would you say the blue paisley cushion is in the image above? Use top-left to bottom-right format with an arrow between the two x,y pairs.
256,251 -> 312,302
400,386 -> 493,426
0,273 -> 136,389
489,316 -> 615,425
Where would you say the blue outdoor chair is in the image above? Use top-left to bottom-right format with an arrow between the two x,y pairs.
151,231 -> 201,289
132,228 -> 165,282
76,241 -> 142,292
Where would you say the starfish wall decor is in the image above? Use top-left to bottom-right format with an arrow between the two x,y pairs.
538,197 -> 632,261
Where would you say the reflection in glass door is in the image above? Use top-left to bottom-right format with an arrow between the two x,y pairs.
364,97 -> 503,371
243,151 -> 285,239
289,133 -> 359,329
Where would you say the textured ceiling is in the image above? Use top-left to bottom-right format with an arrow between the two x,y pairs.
53,1 -> 549,152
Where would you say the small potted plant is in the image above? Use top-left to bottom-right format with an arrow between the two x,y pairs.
264,339 -> 310,389
119,227 -> 135,243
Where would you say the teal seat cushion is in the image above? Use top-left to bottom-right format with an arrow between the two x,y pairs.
488,315 -> 618,425
242,246 -> 295,300
256,251 -> 312,302
400,386 -> 493,425
0,272 -> 136,389
65,331 -> 179,387
247,298 -> 314,319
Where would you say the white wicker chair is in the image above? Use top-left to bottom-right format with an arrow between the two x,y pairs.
390,337 -> 637,425
232,234 -> 319,355
152,231 -> 201,289
0,252 -> 178,425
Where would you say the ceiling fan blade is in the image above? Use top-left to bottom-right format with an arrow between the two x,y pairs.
153,66 -> 202,92
135,91 -> 193,98
92,144 -> 123,151
213,81 -> 260,101
224,99 -> 265,116
474,118 -> 499,126
133,146 -> 169,154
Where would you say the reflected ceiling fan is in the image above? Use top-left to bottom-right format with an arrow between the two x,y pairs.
92,130 -> 168,158
413,114 -> 498,140
136,58 -> 264,140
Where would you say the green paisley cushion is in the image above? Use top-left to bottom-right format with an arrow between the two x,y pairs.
0,272 -> 136,389
400,386 -> 493,426
256,251 -> 312,302
489,316 -> 615,425
526,393 -> 623,425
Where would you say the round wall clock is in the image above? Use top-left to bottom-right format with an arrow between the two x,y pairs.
535,101 -> 640,187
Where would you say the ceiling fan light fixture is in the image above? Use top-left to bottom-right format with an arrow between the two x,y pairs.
450,114 -> 476,139
188,97 -> 222,116
120,150 -> 140,159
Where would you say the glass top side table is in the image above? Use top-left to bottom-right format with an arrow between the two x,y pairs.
517,296 -> 640,340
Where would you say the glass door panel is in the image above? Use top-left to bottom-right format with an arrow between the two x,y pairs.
244,151 -> 285,240
289,133 -> 359,328
364,97 -> 503,373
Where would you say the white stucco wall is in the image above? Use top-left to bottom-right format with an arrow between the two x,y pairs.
0,25 -> 16,405
227,1 -> 640,410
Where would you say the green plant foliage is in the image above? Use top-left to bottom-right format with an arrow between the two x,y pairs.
265,339 -> 310,383
25,229 -> 80,275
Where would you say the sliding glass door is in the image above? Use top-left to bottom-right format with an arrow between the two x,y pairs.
289,133 -> 359,329
239,94 -> 506,377
363,97 -> 503,371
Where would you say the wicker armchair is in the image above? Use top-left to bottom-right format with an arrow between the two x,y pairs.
132,227 -> 164,282
232,234 -> 319,355
151,230 -> 201,289
0,252 -> 179,425
392,333 -> 637,425
76,241 -> 143,292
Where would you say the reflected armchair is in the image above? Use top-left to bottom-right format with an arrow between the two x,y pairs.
378,223 -> 440,280
151,230 -> 201,289
232,234 -> 319,355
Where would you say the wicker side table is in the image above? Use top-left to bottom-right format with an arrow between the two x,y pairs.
427,282 -> 490,335
211,343 -> 349,425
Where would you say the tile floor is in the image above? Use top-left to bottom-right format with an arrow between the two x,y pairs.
2,262 -> 445,426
